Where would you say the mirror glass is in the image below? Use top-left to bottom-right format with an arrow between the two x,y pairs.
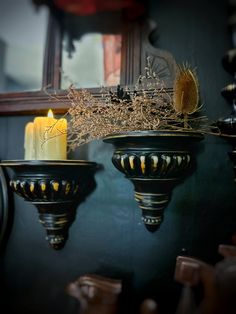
0,0 -> 48,93
61,12 -> 122,89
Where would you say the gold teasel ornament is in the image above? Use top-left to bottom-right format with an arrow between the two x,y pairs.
173,64 -> 200,115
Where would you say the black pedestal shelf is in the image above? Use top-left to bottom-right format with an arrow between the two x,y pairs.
103,130 -> 204,231
218,44 -> 236,182
217,78 -> 236,182
217,112 -> 236,177
1,160 -> 97,250
229,149 -> 236,182
217,134 -> 236,182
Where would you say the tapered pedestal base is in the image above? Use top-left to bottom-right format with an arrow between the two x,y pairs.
1,160 -> 97,249
104,130 -> 203,231
132,178 -> 177,231
229,149 -> 236,182
36,203 -> 76,249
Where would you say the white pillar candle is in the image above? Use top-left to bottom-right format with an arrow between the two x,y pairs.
24,122 -> 36,160
24,109 -> 67,160
34,110 -> 67,160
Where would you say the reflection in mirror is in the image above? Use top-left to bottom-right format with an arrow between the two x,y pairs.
61,12 -> 122,89
62,33 -> 121,88
0,0 -> 48,93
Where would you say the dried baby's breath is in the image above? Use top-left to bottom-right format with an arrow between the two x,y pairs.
47,58 -> 213,149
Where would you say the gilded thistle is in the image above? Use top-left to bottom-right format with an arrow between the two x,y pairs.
173,64 -> 200,115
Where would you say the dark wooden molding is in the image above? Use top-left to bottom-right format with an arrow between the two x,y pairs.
42,11 -> 62,89
0,91 -> 67,116
0,88 -> 105,115
120,21 -> 141,86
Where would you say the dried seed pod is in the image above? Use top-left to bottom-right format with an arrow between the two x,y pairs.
173,65 -> 199,115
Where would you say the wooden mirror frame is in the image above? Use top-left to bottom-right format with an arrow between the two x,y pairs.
0,8 -> 177,116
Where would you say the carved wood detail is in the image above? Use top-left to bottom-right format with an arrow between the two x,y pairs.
42,11 -> 62,89
140,20 -> 177,89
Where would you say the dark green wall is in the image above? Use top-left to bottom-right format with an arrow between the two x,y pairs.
0,0 -> 235,313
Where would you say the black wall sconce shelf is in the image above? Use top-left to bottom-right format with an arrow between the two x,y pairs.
103,130 -> 204,231
0,160 -> 98,250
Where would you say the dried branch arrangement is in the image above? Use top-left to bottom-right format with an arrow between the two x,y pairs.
50,59 -> 215,149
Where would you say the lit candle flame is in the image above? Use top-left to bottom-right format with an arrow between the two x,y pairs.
47,109 -> 54,118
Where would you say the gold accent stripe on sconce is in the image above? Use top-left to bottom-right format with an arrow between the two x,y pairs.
129,156 -> 135,169
65,183 -> 71,195
40,182 -> 46,191
140,156 -> 146,174
52,181 -> 59,191
151,155 -> 158,171
30,182 -> 35,192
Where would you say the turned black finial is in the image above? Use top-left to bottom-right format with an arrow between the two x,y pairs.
216,3 -> 236,182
